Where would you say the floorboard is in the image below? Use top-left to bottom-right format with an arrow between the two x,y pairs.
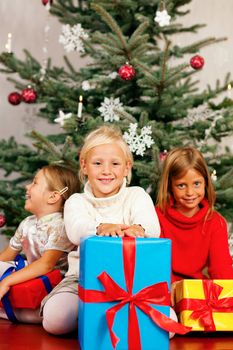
0,319 -> 232,350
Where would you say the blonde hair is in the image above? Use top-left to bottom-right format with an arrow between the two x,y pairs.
79,125 -> 133,184
42,164 -> 80,211
157,147 -> 216,215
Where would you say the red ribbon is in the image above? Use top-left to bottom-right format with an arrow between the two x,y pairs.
175,280 -> 233,331
79,237 -> 190,350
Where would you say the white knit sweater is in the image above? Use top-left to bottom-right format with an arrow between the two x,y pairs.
64,180 -> 160,276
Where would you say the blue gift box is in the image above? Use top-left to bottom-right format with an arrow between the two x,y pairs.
78,236 -> 171,350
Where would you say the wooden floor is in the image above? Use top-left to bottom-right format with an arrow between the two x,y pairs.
0,319 -> 232,350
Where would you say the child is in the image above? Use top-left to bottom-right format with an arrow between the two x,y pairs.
156,146 -> 233,303
41,125 -> 161,335
0,164 -> 80,322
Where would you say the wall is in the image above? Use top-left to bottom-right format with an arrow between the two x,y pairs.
0,0 -> 233,152
0,0 -> 86,148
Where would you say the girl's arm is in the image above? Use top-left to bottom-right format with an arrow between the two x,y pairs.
208,215 -> 233,279
0,246 -> 19,262
0,249 -> 63,300
0,221 -> 25,261
64,194 -> 99,245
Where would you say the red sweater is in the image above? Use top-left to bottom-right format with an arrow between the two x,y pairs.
156,199 -> 233,282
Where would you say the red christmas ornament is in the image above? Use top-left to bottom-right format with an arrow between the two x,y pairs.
159,150 -> 168,162
0,214 -> 6,228
41,0 -> 52,5
118,64 -> 136,81
21,87 -> 37,103
190,55 -> 205,70
8,92 -> 22,105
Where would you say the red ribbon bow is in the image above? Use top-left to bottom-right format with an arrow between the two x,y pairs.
175,280 -> 233,331
79,237 -> 190,350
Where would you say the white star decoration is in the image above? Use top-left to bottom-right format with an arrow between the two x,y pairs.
54,110 -> 72,126
154,10 -> 171,27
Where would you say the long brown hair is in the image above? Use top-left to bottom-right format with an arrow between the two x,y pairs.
157,147 -> 216,214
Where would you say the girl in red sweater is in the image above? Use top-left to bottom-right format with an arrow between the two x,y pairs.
156,147 -> 233,302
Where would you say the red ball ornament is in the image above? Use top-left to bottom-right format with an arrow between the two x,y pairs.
190,55 -> 205,70
118,64 -> 136,81
8,92 -> 22,105
42,0 -> 52,5
21,87 -> 37,103
159,150 -> 168,162
0,214 -> 6,228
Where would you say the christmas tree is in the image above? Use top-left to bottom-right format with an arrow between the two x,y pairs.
0,0 -> 233,238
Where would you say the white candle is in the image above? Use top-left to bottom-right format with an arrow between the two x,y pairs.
5,33 -> 12,53
77,95 -> 83,118
227,83 -> 232,99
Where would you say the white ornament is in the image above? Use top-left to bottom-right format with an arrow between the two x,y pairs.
172,103 -> 225,147
54,110 -> 72,126
123,123 -> 154,156
154,10 -> 171,27
98,97 -> 123,122
177,104 -> 225,128
59,24 -> 89,53
39,67 -> 46,81
45,3 -> 51,11
108,72 -> 118,79
82,81 -> 91,91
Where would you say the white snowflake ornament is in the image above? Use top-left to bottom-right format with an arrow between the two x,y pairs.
154,10 -> 171,27
98,97 -> 123,122
54,110 -> 72,126
59,24 -> 89,53
123,123 -> 154,157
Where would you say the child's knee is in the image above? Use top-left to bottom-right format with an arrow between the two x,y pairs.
42,293 -> 78,335
169,307 -> 178,339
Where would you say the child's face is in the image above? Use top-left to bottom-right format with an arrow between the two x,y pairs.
25,169 -> 52,217
171,168 -> 205,217
81,143 -> 131,198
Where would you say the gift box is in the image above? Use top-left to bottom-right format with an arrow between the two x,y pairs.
0,269 -> 62,309
78,236 -> 189,350
175,279 -> 233,331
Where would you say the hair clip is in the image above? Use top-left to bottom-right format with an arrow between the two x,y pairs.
59,186 -> 68,195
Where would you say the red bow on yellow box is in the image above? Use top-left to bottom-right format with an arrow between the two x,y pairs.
175,279 -> 233,331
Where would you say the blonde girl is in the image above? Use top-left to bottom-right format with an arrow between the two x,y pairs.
0,164 -> 80,323
42,125 -> 160,335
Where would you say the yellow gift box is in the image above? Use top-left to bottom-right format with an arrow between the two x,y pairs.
175,279 -> 233,331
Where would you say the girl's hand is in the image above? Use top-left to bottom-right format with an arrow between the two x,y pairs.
171,281 -> 179,307
123,224 -> 145,237
0,280 -> 10,300
97,223 -> 129,237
